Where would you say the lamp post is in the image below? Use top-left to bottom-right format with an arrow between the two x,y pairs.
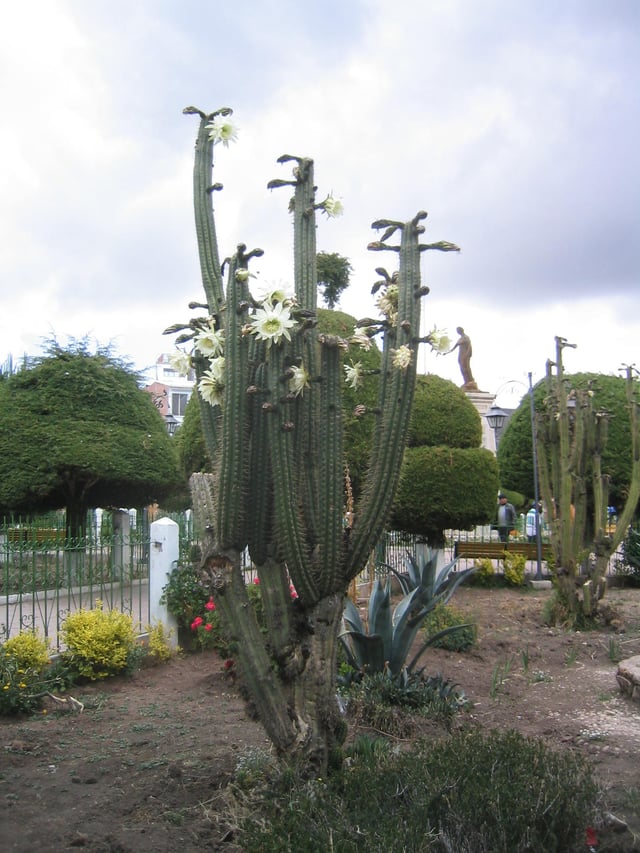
487,382 -> 544,581
164,413 -> 178,436
485,404 -> 508,450
528,372 -> 543,580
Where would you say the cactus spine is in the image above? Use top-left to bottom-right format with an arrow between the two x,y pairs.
175,106 -> 459,769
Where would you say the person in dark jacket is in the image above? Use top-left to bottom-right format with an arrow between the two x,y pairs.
496,493 -> 517,543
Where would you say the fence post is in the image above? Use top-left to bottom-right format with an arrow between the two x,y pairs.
149,517 -> 179,648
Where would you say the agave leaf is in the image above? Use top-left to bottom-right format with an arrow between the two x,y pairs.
343,631 -> 386,674
342,597 -> 365,633
368,579 -> 393,662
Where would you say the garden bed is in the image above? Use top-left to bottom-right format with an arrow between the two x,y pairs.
2,586 -> 640,851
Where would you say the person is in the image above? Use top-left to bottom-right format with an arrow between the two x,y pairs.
496,493 -> 517,543
447,327 -> 477,389
525,502 -> 542,543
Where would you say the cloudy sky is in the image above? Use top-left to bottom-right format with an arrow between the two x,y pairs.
2,0 -> 639,407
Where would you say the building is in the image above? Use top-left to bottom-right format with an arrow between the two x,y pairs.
144,354 -> 195,433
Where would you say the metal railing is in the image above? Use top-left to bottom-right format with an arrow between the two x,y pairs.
0,529 -> 150,649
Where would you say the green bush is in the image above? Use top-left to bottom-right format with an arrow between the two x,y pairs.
503,552 -> 527,586
422,602 -> 476,651
237,728 -> 598,852
470,557 -> 496,587
60,602 -> 139,680
160,564 -> 210,630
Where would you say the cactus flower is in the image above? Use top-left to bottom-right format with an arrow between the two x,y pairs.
206,116 -> 239,147
288,364 -> 310,397
344,361 -> 363,390
198,364 -> 225,407
321,194 -> 344,218
250,301 -> 296,345
195,324 -> 225,358
391,345 -> 413,371
350,328 -> 373,351
168,349 -> 192,376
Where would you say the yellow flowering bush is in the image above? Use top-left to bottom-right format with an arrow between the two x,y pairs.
145,621 -> 176,663
503,553 -> 527,587
2,631 -> 50,671
61,602 -> 139,680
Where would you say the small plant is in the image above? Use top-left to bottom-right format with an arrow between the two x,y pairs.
472,557 -> 496,586
421,602 -> 476,652
60,601 -> 139,680
145,621 -> 176,662
344,669 -> 469,736
490,655 -> 515,698
503,552 -> 527,586
340,548 -> 474,679
0,649 -> 43,715
564,646 -> 579,667
160,564 -> 210,630
520,644 -> 530,674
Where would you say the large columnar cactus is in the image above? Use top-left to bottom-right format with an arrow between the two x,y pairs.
535,336 -> 640,622
169,106 -> 459,770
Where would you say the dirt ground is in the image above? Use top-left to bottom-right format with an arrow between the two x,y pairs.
2,585 -> 640,852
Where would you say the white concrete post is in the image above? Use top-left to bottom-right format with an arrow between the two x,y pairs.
111,509 -> 130,580
149,517 -> 179,648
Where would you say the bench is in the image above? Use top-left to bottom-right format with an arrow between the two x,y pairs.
7,528 -> 64,545
454,540 -> 553,562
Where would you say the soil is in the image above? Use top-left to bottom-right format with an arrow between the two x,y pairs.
2,586 -> 640,852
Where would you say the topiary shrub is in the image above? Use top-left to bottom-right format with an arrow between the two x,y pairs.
61,602 -> 139,680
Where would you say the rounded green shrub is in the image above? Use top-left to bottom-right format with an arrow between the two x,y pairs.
422,602 -> 476,651
61,602 -> 138,680
2,631 -> 50,671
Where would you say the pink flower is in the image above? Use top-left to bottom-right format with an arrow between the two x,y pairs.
253,577 -> 260,585
289,583 -> 298,599
205,597 -> 216,611
204,623 -> 213,632
190,616 -> 203,630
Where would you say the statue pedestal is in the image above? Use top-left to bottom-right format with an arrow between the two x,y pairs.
465,390 -> 498,453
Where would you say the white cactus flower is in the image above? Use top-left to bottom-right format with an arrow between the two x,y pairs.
205,116 -> 239,147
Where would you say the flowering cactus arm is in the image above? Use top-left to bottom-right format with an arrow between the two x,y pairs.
347,214 -> 429,575
183,106 -> 231,315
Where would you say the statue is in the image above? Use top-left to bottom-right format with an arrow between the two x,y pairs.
447,326 -> 478,391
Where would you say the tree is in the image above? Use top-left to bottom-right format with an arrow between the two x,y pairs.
391,374 -> 499,547
499,372 -> 636,509
0,342 -> 181,539
317,251 -> 352,308
170,105 -> 459,775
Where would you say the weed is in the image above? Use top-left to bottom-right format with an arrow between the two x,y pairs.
490,656 -> 515,698
520,645 -> 530,673
564,646 -> 579,667
529,670 -> 553,683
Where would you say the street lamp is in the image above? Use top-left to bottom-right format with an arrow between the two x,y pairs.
164,413 -> 178,436
485,404 -> 508,448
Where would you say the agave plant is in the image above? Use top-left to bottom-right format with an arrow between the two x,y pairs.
340,549 -> 475,678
